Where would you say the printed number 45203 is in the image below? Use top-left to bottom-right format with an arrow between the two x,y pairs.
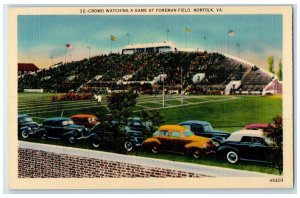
270,178 -> 283,182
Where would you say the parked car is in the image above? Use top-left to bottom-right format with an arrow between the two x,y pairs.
244,123 -> 270,130
216,129 -> 273,164
37,117 -> 90,144
89,121 -> 145,152
70,114 -> 100,129
179,120 -> 230,140
143,125 -> 216,159
18,114 -> 39,139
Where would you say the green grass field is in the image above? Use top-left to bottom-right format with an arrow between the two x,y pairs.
18,93 -> 282,175
18,93 -> 282,132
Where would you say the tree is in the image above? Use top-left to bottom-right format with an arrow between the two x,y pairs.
266,115 -> 283,174
267,56 -> 274,74
277,59 -> 283,81
106,87 -> 138,122
138,109 -> 165,137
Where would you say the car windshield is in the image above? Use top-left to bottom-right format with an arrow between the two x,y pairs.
62,120 -> 74,126
88,117 -> 97,122
19,117 -> 33,123
203,124 -> 213,132
183,130 -> 194,137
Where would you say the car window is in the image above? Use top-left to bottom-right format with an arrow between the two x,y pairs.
253,137 -> 265,144
191,125 -> 204,133
172,131 -> 181,138
183,130 -> 194,137
181,124 -> 191,130
161,131 -> 170,137
19,117 -> 33,123
241,136 -> 252,143
203,124 -> 213,132
153,131 -> 160,137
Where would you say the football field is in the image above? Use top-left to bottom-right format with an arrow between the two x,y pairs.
18,93 -> 282,132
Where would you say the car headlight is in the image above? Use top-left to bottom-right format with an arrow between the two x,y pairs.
27,127 -> 31,131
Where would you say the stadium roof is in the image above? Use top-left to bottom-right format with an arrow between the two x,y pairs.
18,63 -> 39,72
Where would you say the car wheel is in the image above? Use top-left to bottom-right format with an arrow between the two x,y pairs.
92,139 -> 100,148
226,151 -> 239,164
21,130 -> 29,139
124,141 -> 133,152
151,145 -> 159,154
192,148 -> 201,159
67,135 -> 76,144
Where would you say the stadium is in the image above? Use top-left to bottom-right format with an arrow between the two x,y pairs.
18,40 -> 282,128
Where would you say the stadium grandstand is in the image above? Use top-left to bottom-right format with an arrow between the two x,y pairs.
18,63 -> 39,76
18,43 -> 277,95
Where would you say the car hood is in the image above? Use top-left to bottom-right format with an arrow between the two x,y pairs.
67,124 -> 85,130
186,135 -> 211,142
20,122 -> 39,127
210,129 -> 231,136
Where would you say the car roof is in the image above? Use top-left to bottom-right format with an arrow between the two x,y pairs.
45,117 -> 71,121
180,120 -> 210,125
71,114 -> 97,119
244,123 -> 269,129
18,114 -> 29,118
227,129 -> 265,141
158,125 -> 188,132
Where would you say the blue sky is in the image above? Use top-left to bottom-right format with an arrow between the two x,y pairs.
18,14 -> 282,69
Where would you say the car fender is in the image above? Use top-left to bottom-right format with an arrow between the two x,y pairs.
62,131 -> 79,138
217,145 -> 239,155
142,138 -> 161,147
185,142 -> 207,150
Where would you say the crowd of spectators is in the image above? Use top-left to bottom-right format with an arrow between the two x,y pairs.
18,51 -> 273,95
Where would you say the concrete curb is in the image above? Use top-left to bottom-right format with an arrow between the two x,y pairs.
19,141 -> 274,177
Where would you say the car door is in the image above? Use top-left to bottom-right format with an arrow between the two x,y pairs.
45,120 -> 56,137
157,130 -> 171,151
237,136 -> 254,159
250,137 -> 270,161
170,131 -> 184,153
52,121 -> 63,138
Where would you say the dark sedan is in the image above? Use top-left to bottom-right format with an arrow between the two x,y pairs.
18,114 -> 39,139
179,120 -> 230,139
216,129 -> 273,164
89,121 -> 145,152
38,117 -> 90,144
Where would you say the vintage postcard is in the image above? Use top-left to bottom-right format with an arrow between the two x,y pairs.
7,5 -> 293,189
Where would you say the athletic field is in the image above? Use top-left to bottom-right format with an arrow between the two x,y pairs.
18,93 -> 282,132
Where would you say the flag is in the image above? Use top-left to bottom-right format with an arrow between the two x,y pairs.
185,27 -> 191,33
228,30 -> 235,37
65,44 -> 72,48
111,35 -> 116,41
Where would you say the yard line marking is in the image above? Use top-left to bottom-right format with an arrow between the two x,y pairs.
133,96 -> 240,112
24,104 -> 107,115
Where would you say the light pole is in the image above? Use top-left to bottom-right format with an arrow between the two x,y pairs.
236,42 -> 240,58
126,33 -> 130,44
181,65 -> 183,105
87,45 -> 91,59
166,30 -> 170,41
204,36 -> 207,51
50,56 -> 54,66
162,64 -> 165,107
228,30 -> 234,54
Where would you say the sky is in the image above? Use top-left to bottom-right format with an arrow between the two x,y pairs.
18,14 -> 282,70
